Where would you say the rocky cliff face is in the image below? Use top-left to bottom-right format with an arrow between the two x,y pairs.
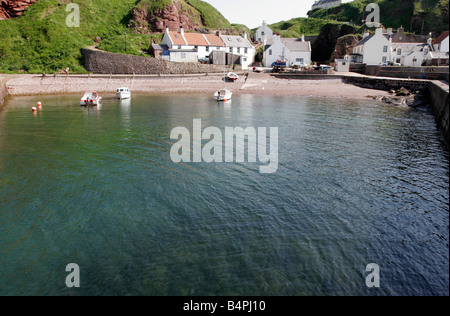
0,0 -> 38,20
131,0 -> 202,33
331,34 -> 362,61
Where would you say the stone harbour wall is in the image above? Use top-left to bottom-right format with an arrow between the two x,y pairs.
428,81 -> 449,148
82,49 -> 227,75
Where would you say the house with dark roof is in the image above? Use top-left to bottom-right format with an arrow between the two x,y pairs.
352,28 -> 391,65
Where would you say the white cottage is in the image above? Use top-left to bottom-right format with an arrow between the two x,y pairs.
353,28 -> 391,65
254,21 -> 274,43
432,31 -> 449,53
263,35 -> 311,68
160,26 -> 226,62
219,34 -> 255,69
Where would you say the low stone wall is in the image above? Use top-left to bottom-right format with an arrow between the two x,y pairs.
82,48 -> 227,75
365,66 -> 449,80
344,76 -> 429,91
428,82 -> 449,148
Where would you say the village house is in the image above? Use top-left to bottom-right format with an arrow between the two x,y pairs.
219,33 -> 255,69
263,34 -> 311,68
351,27 -> 437,66
159,26 -> 226,62
431,31 -> 449,53
156,27 -> 255,69
352,28 -> 391,65
254,20 -> 274,43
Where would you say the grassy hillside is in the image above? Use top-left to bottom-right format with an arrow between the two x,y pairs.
0,0 -> 232,74
185,0 -> 230,29
267,17 -> 348,37
308,0 -> 449,34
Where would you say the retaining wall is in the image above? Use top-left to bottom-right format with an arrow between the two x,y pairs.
82,49 -> 227,75
428,82 -> 449,148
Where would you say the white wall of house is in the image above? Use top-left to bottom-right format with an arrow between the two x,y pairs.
355,29 -> 391,65
403,51 -> 427,66
263,38 -> 311,67
335,59 -> 350,72
263,38 -> 286,67
439,36 -> 449,52
169,51 -> 198,63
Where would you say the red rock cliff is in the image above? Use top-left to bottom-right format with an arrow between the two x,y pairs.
0,0 -> 39,20
131,0 -> 202,33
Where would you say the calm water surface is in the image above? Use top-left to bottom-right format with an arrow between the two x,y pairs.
0,94 -> 448,296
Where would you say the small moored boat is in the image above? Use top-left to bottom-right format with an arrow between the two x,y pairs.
214,89 -> 232,102
80,91 -> 102,106
116,87 -> 131,100
227,72 -> 239,82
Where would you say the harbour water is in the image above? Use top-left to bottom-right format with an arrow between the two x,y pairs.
0,94 -> 448,296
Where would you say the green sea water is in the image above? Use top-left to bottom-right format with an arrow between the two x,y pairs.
0,94 -> 448,296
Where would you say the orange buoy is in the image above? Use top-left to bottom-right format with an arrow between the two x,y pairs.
31,107 -> 37,112
37,102 -> 42,106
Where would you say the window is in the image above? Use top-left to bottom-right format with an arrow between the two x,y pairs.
261,31 -> 265,36
181,53 -> 186,59
383,45 -> 388,52
229,47 -> 233,53
178,45 -> 182,49
397,49 -> 402,55
243,57 -> 247,62
269,49 -> 272,55
296,58 -> 304,63
194,46 -> 198,50
382,56 -> 387,63
206,46 -> 209,52
237,47 -> 240,53
342,62 -> 346,66
244,48 -> 248,54
396,58 -> 401,63
424,48 -> 428,55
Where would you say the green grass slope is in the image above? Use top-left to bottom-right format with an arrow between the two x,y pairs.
267,17 -> 352,37
0,0 -> 232,74
308,0 -> 448,34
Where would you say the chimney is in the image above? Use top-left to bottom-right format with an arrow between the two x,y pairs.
242,31 -> 247,39
363,32 -> 370,38
165,26 -> 169,34
375,28 -> 383,36
301,34 -> 305,42
179,25 -> 184,36
216,30 -> 221,37
387,28 -> 393,35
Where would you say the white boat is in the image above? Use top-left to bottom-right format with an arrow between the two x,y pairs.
227,72 -> 239,81
80,91 -> 102,106
214,89 -> 232,102
116,87 -> 131,100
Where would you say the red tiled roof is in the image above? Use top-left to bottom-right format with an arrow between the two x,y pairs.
169,31 -> 186,45
183,33 -> 209,46
432,31 -> 449,45
204,34 -> 224,47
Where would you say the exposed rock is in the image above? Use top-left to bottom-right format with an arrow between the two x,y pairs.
331,34 -> 362,60
131,0 -> 202,34
0,0 -> 39,20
